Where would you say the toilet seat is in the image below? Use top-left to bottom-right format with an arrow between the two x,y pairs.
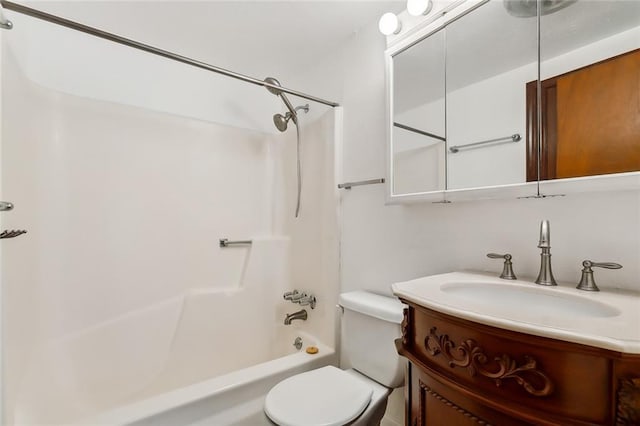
264,366 -> 373,426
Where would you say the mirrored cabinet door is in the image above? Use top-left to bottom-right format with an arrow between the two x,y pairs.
536,1 -> 640,181
445,0 -> 537,190
386,0 -> 640,202
392,29 -> 446,195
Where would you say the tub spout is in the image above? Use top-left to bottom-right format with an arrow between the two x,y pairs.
284,309 -> 307,325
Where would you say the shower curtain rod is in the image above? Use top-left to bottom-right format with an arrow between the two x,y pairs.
0,0 -> 340,108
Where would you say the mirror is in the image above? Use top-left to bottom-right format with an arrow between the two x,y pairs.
392,29 -> 446,194
445,0 -> 536,190
387,0 -> 640,200
536,0 -> 640,181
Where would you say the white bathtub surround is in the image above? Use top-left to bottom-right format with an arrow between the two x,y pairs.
2,32 -> 340,423
271,109 -> 342,347
83,332 -> 335,426
11,236 -> 292,424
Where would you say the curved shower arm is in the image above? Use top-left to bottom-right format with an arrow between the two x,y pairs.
279,93 -> 298,122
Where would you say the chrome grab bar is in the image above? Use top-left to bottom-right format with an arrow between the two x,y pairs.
394,122 -> 446,142
338,178 -> 385,190
449,133 -> 521,153
219,238 -> 252,248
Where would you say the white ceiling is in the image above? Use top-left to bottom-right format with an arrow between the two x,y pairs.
24,0 -> 406,78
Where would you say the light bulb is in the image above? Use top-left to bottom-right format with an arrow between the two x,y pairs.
407,0 -> 433,16
378,12 -> 402,36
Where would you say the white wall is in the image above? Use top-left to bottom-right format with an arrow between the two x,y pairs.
290,14 -> 640,426
271,109 -> 341,348
327,6 -> 640,294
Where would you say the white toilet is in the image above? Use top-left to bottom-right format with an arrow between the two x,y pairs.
264,291 -> 406,426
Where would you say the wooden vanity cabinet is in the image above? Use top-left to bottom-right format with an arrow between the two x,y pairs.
395,301 -> 640,426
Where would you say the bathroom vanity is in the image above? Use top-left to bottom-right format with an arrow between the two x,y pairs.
393,272 -> 640,425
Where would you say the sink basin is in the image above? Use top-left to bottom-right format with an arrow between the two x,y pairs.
391,271 -> 640,353
440,282 -> 620,318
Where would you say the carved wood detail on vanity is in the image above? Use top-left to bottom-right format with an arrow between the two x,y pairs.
398,301 -> 640,426
616,377 -> 640,425
424,326 -> 554,397
401,307 -> 410,346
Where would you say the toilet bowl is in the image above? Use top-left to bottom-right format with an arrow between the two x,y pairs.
264,291 -> 405,426
264,366 -> 390,426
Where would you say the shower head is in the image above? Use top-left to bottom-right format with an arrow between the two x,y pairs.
273,113 -> 292,132
272,105 -> 310,132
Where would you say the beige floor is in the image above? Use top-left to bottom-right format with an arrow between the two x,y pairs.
381,387 -> 405,426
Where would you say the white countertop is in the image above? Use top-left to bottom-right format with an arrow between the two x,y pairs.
392,271 -> 640,354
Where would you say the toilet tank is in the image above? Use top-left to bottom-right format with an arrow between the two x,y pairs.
339,291 -> 406,388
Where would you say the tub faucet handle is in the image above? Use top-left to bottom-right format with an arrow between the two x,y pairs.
487,253 -> 517,280
577,260 -> 622,292
290,292 -> 306,302
297,294 -> 317,309
283,290 -> 299,301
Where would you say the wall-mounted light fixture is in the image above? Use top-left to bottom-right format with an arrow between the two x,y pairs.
378,12 -> 402,35
407,0 -> 433,16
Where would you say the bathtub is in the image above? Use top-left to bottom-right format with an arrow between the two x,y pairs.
85,329 -> 335,426
12,288 -> 336,425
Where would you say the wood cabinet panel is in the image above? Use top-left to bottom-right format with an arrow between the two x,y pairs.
398,303 -> 640,426
526,49 -> 640,181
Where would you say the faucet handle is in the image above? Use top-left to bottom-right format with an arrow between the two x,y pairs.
298,295 -> 317,309
584,261 -> 623,270
487,253 -> 517,280
283,290 -> 299,301
291,292 -> 306,302
577,260 -> 622,292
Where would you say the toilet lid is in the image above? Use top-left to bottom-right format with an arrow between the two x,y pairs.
264,366 -> 373,426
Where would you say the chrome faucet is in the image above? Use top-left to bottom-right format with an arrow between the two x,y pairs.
284,309 -> 308,325
576,260 -> 623,291
283,290 -> 317,309
487,253 -> 517,280
535,220 -> 557,286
